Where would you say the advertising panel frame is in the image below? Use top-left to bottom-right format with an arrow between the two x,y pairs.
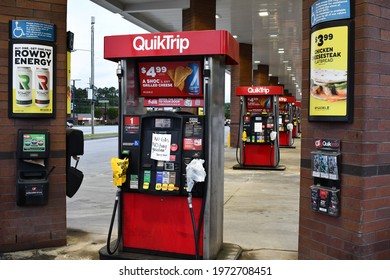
8,39 -> 56,119
308,19 -> 354,123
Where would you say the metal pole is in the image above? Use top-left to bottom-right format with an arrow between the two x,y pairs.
116,61 -> 123,158
71,79 -> 80,125
91,16 -> 95,135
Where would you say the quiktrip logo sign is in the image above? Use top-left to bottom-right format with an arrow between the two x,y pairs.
235,86 -> 284,96
133,34 -> 190,54
314,138 -> 340,150
104,30 -> 239,65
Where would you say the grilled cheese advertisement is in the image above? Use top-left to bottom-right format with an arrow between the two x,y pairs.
310,24 -> 350,118
139,61 -> 202,97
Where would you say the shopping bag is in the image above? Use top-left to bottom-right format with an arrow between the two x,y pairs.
66,160 -> 84,198
111,157 -> 129,186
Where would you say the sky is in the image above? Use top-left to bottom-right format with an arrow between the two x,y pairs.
67,0 -> 147,89
67,0 -> 231,102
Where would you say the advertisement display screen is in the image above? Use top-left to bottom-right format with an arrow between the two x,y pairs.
309,20 -> 354,122
22,133 -> 47,153
17,130 -> 49,159
8,20 -> 56,118
138,60 -> 202,98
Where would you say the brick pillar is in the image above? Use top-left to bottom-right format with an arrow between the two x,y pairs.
181,0 -> 215,115
182,0 -> 216,31
298,0 -> 390,259
0,1 -> 67,252
230,43 -> 252,148
269,76 -> 279,85
253,64 -> 269,85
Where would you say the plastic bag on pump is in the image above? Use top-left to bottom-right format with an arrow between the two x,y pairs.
186,159 -> 206,192
111,157 -> 129,186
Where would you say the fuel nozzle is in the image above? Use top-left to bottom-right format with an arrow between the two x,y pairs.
185,159 -> 206,193
241,130 -> 247,142
270,131 -> 277,141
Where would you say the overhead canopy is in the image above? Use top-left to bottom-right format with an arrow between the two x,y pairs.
92,0 -> 302,99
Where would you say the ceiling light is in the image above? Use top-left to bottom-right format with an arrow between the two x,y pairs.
278,49 -> 285,54
269,34 -> 278,38
254,60 -> 261,64
287,67 -> 292,71
258,11 -> 269,17
233,35 -> 238,39
215,14 -> 221,19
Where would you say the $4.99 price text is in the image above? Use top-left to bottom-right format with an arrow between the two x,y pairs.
141,66 -> 167,78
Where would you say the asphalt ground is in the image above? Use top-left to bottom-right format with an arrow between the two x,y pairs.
1,136 -> 300,260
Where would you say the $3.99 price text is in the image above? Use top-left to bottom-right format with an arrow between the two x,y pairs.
314,33 -> 333,47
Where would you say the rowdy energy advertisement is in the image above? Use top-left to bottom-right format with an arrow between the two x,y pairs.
10,42 -> 55,117
309,20 -> 353,122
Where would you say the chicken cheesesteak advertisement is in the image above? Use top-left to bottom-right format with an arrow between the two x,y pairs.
309,22 -> 352,121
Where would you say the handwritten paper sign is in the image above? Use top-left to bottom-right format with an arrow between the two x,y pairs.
151,133 -> 171,161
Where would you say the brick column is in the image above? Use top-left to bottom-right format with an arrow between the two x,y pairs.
0,1 -> 68,252
268,76 -> 279,86
298,0 -> 390,259
253,64 -> 270,85
230,43 -> 252,148
182,0 -> 216,31
181,0 -> 216,115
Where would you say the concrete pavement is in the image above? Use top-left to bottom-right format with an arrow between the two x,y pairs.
0,138 -> 300,260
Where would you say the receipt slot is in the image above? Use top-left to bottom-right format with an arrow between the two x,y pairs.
16,129 -> 50,206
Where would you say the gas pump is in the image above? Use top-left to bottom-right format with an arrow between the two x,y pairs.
292,101 -> 302,138
233,86 -> 285,170
278,96 -> 295,148
100,30 -> 239,260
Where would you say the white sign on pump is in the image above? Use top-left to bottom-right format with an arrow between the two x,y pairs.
151,133 -> 171,161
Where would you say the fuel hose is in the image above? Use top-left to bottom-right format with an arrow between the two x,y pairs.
106,188 -> 121,255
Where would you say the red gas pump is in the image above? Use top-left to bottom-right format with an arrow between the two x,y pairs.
278,96 -> 295,148
100,30 -> 239,260
292,101 -> 302,138
233,86 -> 285,170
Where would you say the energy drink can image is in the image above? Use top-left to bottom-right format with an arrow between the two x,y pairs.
35,68 -> 50,108
16,67 -> 32,107
186,62 -> 200,95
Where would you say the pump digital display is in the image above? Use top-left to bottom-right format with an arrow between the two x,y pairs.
22,133 -> 46,152
155,118 -> 171,128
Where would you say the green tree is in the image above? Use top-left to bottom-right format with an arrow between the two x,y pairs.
72,87 -> 90,113
107,107 -> 119,124
225,103 -> 230,119
94,107 -> 103,119
96,87 -> 118,106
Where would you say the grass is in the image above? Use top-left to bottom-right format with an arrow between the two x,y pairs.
83,132 -> 118,140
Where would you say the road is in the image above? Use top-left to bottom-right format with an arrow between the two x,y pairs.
73,125 -> 118,135
67,137 -> 119,236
